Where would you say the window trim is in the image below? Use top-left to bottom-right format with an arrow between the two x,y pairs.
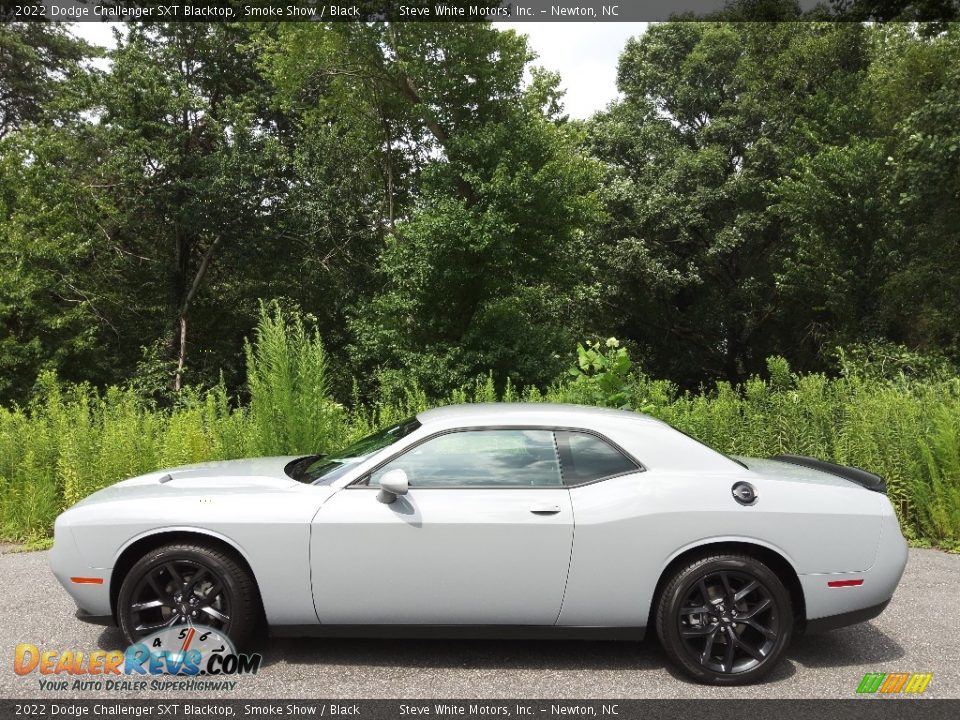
554,429 -> 643,487
347,425 -> 645,490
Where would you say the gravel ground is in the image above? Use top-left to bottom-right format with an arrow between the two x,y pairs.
1,547 -> 957,699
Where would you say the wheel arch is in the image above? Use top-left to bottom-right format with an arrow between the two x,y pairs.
647,539 -> 807,631
109,528 -> 263,623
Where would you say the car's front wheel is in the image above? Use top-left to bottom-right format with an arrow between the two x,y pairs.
117,542 -> 260,648
656,554 -> 793,685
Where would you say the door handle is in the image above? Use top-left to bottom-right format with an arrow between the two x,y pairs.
529,504 -> 562,515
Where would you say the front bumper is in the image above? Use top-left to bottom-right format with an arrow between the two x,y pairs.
49,521 -> 113,618
75,609 -> 114,626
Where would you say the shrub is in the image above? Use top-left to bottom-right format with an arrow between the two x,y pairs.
244,302 -> 347,456
0,321 -> 957,551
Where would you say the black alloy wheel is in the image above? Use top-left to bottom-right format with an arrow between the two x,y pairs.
656,554 -> 793,684
117,543 -> 260,648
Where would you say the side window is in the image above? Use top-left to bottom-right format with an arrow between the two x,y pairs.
555,431 -> 638,485
368,430 -> 562,488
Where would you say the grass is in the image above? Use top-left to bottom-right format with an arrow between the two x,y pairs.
0,306 -> 958,550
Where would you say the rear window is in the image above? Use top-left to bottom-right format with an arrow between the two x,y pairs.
555,431 -> 639,485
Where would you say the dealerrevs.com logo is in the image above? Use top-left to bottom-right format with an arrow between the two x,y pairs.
856,672 -> 933,695
13,625 -> 262,692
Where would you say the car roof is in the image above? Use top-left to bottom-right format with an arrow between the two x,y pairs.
416,403 -> 665,428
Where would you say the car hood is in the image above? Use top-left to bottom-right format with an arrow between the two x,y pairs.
71,456 -> 304,508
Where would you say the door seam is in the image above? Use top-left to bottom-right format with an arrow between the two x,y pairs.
552,487 -> 576,626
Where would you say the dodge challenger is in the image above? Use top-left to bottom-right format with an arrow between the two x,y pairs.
50,403 -> 907,684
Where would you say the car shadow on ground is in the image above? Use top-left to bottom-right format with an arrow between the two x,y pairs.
95,621 -> 902,677
95,626 -> 127,650
787,623 -> 904,668
256,636 -> 669,673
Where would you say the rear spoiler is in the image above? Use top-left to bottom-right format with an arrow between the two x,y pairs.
768,454 -> 887,494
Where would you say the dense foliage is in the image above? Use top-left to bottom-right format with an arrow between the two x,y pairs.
2,20 -> 960,401
1,307 -> 958,550
1,18 -> 958,547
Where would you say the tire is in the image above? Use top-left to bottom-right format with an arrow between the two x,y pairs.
117,542 -> 260,649
655,554 -> 793,685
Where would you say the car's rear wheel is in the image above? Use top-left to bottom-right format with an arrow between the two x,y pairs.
656,554 -> 793,685
117,542 -> 259,649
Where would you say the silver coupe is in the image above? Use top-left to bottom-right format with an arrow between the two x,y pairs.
51,403 -> 907,684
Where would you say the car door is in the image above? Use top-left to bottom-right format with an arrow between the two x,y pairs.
310,428 -> 574,625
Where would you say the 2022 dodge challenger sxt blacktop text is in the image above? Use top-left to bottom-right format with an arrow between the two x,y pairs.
50,403 -> 908,684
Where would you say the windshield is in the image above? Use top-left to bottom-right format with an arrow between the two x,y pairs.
285,417 -> 422,484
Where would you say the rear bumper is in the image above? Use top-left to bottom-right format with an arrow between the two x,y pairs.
804,599 -> 890,633
799,507 -> 908,628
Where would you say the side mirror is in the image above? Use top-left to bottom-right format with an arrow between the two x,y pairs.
376,468 -> 409,504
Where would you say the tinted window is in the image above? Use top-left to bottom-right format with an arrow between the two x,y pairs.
368,430 -> 562,488
556,431 -> 638,485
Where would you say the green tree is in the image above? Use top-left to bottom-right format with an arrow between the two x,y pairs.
774,24 -> 960,365
254,23 -> 403,390
0,23 -> 304,400
96,23 -> 291,391
343,25 -> 604,393
0,21 -> 93,139
587,22 -> 874,386
0,123 -> 120,400
0,23 -> 105,401
875,26 -> 960,358
267,23 -> 604,394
